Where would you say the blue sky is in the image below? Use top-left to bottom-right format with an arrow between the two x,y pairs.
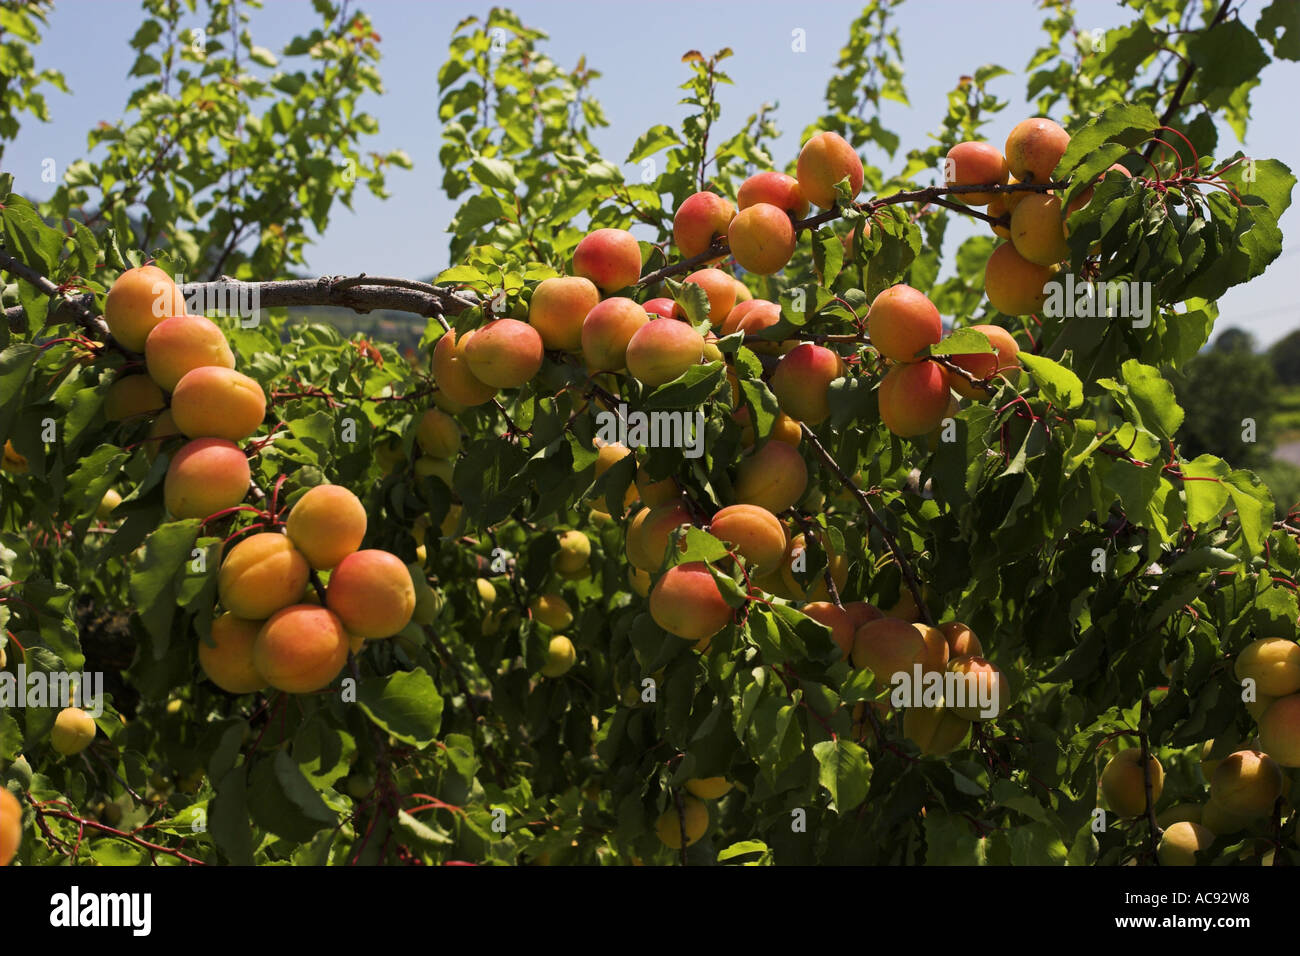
7,0 -> 1299,344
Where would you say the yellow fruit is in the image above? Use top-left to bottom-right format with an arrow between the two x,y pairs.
655,795 -> 709,849
1235,638 -> 1300,697
540,635 -> 576,678
530,594 -> 573,629
1100,748 -> 1163,818
1157,821 -> 1215,866
50,707 -> 97,756
684,777 -> 732,800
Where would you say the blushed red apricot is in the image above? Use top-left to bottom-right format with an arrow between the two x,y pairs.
464,318 -> 545,388
625,318 -> 705,387
948,325 -> 1021,399
649,562 -> 734,641
433,329 -> 498,406
851,619 -> 947,685
573,228 -> 642,292
1004,117 -> 1070,184
944,141 -> 1009,206
867,284 -> 943,363
581,297 -> 649,371
844,601 -> 884,630
529,276 -> 600,351
738,171 -> 809,219
878,361 -> 952,438
733,440 -> 808,514
326,549 -> 417,639
803,601 -> 855,660
770,343 -> 843,425
145,314 -> 235,391
164,437 -> 250,519
708,503 -> 787,572
947,655 -> 1010,720
642,297 -> 679,319
626,502 -> 693,571
681,268 -> 737,327
728,203 -> 797,275
672,191 -> 735,259
797,131 -> 863,209
199,613 -> 267,694
218,532 -> 311,620
171,366 -> 266,441
285,484 -> 367,571
253,604 -> 350,693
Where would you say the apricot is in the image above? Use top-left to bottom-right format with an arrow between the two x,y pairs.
643,297 -> 678,319
1099,748 -> 1163,818
1235,638 -> 1300,697
685,777 -> 732,800
1158,821 -> 1215,866
253,604 -> 349,693
1004,117 -> 1070,184
649,562 -> 733,641
529,276 -> 601,351
1259,694 -> 1300,766
797,131 -> 863,209
636,470 -> 680,507
1,440 -> 27,473
726,299 -> 787,354
573,228 -> 642,292
218,532 -> 311,620
708,503 -> 787,572
947,656 -> 1009,720
463,318 -> 545,388
530,593 -> 573,629
554,530 -> 592,576
943,141 -> 1009,206
164,437 -> 251,519
986,190 -> 1013,240
199,613 -> 267,694
733,440 -> 807,514
738,171 -> 808,220
285,484 -> 367,570
672,191 -> 735,259
851,619 -> 947,686
655,794 -> 709,849
984,242 -> 1058,316
844,601 -> 884,630
581,297 -> 649,372
0,786 -> 20,866
1210,749 -> 1283,816
540,635 -> 577,678
625,318 -> 705,387
938,621 -> 983,659
682,268 -> 736,326
878,361 -> 952,438
104,374 -> 165,421
1156,804 -> 1203,828
144,314 -> 235,391
1200,799 -> 1250,835
628,566 -> 652,597
728,202 -> 797,275
904,704 -> 971,755
948,324 -> 1021,399
626,502 -> 693,571
883,587 -> 923,623
867,284 -> 943,363
414,408 -> 461,460
97,488 -> 122,519
770,343 -> 842,425
780,533 -> 849,603
50,706 -> 96,755
433,329 -> 498,406
171,366 -> 266,441
803,601 -> 855,660
104,264 -> 187,352
733,407 -> 802,447
327,549 -> 417,639
1010,194 -> 1069,266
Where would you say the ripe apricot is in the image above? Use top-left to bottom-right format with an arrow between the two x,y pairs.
415,408 -> 461,459
643,297 -> 678,319
733,407 -> 802,447
851,619 -> 948,686
464,318 -> 545,388
708,503 -> 787,572
780,533 -> 848,603
540,635 -> 577,677
199,613 -> 267,694
326,549 -> 417,639
1099,748 -> 1163,818
844,601 -> 884,630
770,343 -> 843,425
530,594 -> 573,629
218,532 -> 311,620
144,314 -> 235,391
868,284 -> 943,363
672,191 -> 734,259
626,502 -> 693,571
104,264 -> 187,352
938,621 -> 983,659
1235,638 -> 1300,697
433,329 -> 498,406
1010,194 -> 1070,265
878,361 -> 952,437
1157,821 -> 1215,866
947,324 -> 1021,399
904,704 -> 972,755
625,318 -> 705,387
984,242 -> 1058,316
944,141 -> 1009,206
581,296 -> 649,372
253,604 -> 349,693
682,268 -> 736,326
797,131 -> 863,209
1259,693 -> 1300,766
529,276 -> 601,351
685,777 -> 732,800
636,469 -> 680,507
649,562 -> 733,641
947,655 -> 1010,720
104,374 -> 165,421
733,439 -> 808,513
1210,749 -> 1283,816
728,202 -> 797,275
164,437 -> 250,519
1004,117 -> 1070,184
573,228 -> 642,292
738,171 -> 808,219
803,601 -> 855,659
553,530 -> 591,576
655,794 -> 709,848
171,366 -> 266,441
0,786 -> 20,866
285,484 -> 367,570
50,706 -> 96,755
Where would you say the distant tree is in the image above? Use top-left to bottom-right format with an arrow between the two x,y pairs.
1173,329 -> 1278,466
1269,328 -> 1300,385
1213,326 -> 1255,353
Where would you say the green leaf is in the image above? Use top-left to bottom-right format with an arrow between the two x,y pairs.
357,668 -> 444,747
1019,353 -> 1082,410
248,750 -> 337,842
812,739 -> 871,812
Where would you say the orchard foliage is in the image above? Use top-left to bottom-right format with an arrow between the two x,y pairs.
1,0 -> 1300,867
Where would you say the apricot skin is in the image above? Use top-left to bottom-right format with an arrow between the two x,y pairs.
104,375 -> 165,421
1010,194 -> 1070,266
433,330 -> 498,406
728,202 -> 797,275
104,264 -> 187,352
164,437 -> 251,520
171,366 -> 266,441
1158,821 -> 1215,866
780,534 -> 848,603
938,621 -> 983,659
200,613 -> 267,694
944,141 -> 1009,206
904,705 -> 971,755
682,269 -> 737,327
733,440 -> 808,514
867,285 -> 943,363
625,319 -> 705,387
573,228 -> 642,292
285,484 -> 368,570
797,131 -> 863,209
626,503 -> 693,571
1099,748 -> 1163,818
218,532 -> 311,621
948,325 -> 1020,399
144,314 -> 235,391
1004,118 -> 1070,184
984,242 -> 1058,317
51,707 -> 97,755
463,319 -> 545,388
529,276 -> 601,351
708,504 -> 787,572
655,795 -> 708,849
673,192 -> 735,259
415,408 -> 461,459
738,171 -> 808,219
1234,638 -> 1300,697
326,549 -> 417,639
0,786 -> 20,866
1258,693 -> 1300,766
253,605 -> 350,693
581,297 -> 649,372
878,361 -> 952,438
771,343 -> 842,425
1210,750 -> 1283,816
851,618 -> 947,686
803,601 -> 855,660
649,562 -> 733,641
947,656 -> 1009,720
